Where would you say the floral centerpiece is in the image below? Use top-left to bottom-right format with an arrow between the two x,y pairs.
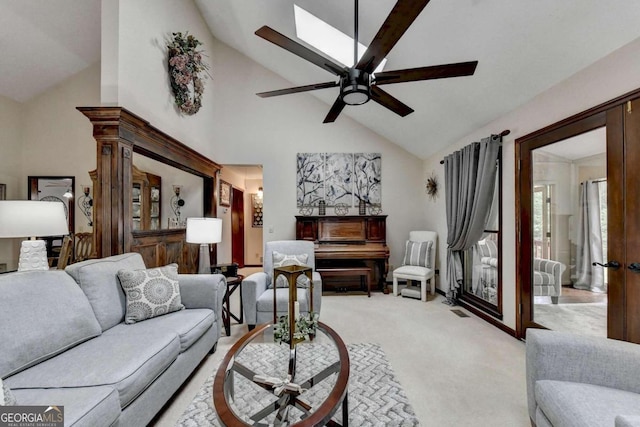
167,32 -> 210,115
274,312 -> 319,345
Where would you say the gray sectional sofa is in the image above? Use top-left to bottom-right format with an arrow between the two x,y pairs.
526,329 -> 640,427
0,253 -> 225,427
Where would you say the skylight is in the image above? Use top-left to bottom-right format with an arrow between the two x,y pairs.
294,4 -> 386,73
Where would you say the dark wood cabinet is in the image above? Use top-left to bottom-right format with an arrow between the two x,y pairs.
132,165 -> 161,231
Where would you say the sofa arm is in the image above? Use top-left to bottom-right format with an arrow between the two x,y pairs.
241,272 -> 268,326
526,329 -> 640,421
178,273 -> 225,333
616,415 -> 640,427
533,258 -> 566,295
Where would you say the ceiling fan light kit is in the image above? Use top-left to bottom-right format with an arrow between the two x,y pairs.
255,0 -> 477,123
341,69 -> 371,105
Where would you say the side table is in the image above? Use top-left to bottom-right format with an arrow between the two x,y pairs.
222,275 -> 244,336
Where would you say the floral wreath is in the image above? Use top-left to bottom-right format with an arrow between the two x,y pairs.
167,32 -> 210,115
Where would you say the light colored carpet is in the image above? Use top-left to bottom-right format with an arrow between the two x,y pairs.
153,291 -> 530,427
176,343 -> 419,426
534,303 -> 607,337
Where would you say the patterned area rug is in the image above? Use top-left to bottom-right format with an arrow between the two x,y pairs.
176,343 -> 419,426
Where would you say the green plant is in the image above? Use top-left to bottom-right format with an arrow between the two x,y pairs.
273,312 -> 319,345
167,32 -> 210,115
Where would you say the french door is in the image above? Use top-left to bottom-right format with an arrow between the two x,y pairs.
517,91 -> 640,344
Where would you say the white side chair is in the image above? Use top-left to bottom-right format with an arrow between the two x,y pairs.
392,231 -> 438,302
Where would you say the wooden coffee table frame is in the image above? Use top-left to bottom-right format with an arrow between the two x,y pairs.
213,322 -> 350,427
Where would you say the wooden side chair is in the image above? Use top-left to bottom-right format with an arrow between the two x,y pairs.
56,235 -> 73,269
74,232 -> 94,262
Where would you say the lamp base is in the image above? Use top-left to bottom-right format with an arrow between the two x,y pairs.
198,243 -> 211,274
18,240 -> 49,271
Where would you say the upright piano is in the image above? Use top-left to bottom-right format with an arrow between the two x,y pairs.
295,215 -> 390,293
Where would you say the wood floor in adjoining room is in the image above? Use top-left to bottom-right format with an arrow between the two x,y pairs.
152,286 -> 530,427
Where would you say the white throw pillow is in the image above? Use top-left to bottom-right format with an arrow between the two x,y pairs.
269,251 -> 311,289
0,378 -> 16,406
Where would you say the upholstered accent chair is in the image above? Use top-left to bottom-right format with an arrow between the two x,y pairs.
392,231 -> 438,302
533,258 -> 566,304
242,240 -> 322,330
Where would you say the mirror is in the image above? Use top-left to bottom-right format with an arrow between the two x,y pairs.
131,154 -> 204,231
27,176 -> 75,264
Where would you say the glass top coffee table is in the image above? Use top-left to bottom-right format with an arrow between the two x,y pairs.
213,322 -> 350,426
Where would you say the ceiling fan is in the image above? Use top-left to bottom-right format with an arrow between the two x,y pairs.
255,0 -> 478,123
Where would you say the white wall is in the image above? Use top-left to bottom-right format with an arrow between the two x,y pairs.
20,63 -> 100,234
0,64 -> 100,270
0,95 -> 25,269
424,36 -> 640,330
110,0 -> 426,273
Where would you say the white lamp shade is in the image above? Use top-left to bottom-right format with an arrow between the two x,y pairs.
0,200 -> 69,238
186,217 -> 222,244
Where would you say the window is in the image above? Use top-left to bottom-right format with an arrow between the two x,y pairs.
294,5 -> 387,73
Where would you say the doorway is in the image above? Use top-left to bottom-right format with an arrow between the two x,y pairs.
231,186 -> 244,267
220,165 -> 263,268
516,90 -> 640,344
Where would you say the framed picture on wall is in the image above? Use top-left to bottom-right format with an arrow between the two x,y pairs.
0,184 -> 5,200
219,180 -> 231,207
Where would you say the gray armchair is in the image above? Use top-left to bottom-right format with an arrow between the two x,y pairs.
526,329 -> 640,427
242,240 -> 322,329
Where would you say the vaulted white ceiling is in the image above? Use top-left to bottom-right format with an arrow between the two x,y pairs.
2,0 -> 640,160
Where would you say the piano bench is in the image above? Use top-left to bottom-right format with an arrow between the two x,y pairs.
316,267 -> 372,297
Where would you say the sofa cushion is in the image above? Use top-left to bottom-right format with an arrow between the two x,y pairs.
12,386 -> 120,427
0,271 -> 102,378
5,331 -> 180,408
117,264 -> 184,324
104,308 -> 214,353
65,253 -> 146,331
257,288 -> 310,313
536,380 -> 640,427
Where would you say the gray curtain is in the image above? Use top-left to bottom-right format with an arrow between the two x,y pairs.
574,180 -> 605,292
444,136 -> 501,298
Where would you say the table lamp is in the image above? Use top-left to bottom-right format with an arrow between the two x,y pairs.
186,217 -> 222,274
0,200 -> 69,271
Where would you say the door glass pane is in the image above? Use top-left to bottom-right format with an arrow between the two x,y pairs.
531,127 -> 607,337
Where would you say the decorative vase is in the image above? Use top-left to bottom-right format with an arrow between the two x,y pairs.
359,200 -> 366,215
318,200 -> 326,216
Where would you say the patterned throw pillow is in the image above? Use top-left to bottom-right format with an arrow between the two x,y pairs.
117,264 -> 184,324
402,240 -> 433,268
269,251 -> 310,289
0,378 -> 17,406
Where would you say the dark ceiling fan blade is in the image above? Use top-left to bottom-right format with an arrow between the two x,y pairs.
356,0 -> 431,74
257,81 -> 339,98
370,86 -> 414,117
255,26 -> 347,76
323,97 -> 347,123
374,61 -> 478,85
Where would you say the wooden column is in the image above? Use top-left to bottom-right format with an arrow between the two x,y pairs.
78,107 -> 221,270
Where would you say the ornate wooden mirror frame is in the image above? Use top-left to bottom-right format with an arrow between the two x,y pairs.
78,107 -> 221,272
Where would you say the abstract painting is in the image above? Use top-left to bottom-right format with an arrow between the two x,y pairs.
297,152 -> 381,208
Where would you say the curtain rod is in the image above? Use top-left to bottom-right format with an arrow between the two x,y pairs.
439,129 -> 510,164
